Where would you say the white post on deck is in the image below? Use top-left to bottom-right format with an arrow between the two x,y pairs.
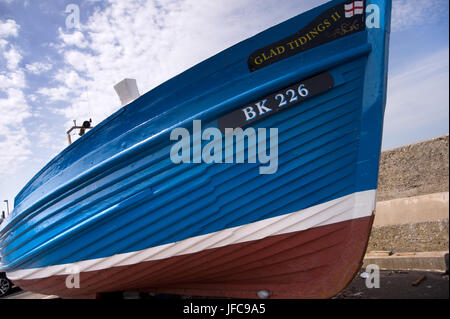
114,78 -> 140,107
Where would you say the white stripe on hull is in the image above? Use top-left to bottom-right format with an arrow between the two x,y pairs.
7,190 -> 376,281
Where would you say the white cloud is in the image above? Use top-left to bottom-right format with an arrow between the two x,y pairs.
37,86 -> 71,102
0,88 -> 32,173
0,18 -> 19,38
0,88 -> 31,127
58,29 -> 88,48
3,46 -> 22,70
0,19 -> 32,176
392,0 -> 448,32
0,68 -> 25,90
25,62 -> 53,75
28,93 -> 37,102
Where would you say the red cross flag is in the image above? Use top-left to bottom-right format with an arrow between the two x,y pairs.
344,1 -> 364,18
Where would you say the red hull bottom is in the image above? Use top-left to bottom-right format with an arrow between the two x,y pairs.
13,215 -> 374,299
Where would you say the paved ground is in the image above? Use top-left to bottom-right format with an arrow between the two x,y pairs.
2,270 -> 448,299
2,287 -> 58,299
336,270 -> 449,299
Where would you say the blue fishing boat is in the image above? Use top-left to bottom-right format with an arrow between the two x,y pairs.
0,0 -> 391,299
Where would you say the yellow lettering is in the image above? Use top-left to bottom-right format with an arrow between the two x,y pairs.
254,56 -> 263,65
309,28 -> 319,37
269,49 -> 277,58
276,46 -> 285,54
298,36 -> 308,45
317,23 -> 326,32
287,41 -> 295,50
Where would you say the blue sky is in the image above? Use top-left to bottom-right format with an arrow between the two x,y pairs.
0,0 -> 449,208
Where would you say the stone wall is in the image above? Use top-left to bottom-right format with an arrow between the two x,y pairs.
377,135 -> 449,202
368,219 -> 449,253
367,135 -> 449,253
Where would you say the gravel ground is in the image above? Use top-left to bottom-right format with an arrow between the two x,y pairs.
335,269 -> 449,299
3,270 -> 448,299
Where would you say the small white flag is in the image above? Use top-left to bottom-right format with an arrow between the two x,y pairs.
344,1 -> 364,18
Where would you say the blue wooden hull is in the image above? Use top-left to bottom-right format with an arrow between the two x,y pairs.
0,0 -> 391,298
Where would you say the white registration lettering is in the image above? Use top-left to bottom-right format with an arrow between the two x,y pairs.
255,99 -> 272,115
242,106 -> 257,121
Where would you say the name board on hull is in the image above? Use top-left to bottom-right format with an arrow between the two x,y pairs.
218,72 -> 334,132
248,0 -> 366,72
